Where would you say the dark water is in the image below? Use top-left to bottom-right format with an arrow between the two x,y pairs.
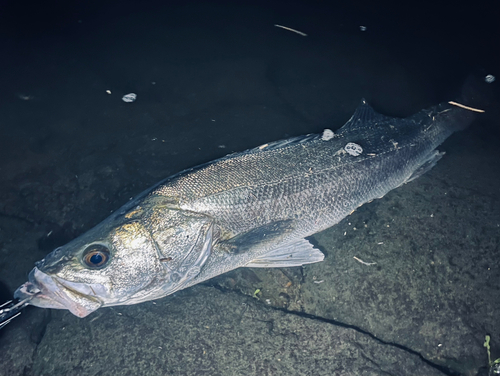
0,1 -> 499,375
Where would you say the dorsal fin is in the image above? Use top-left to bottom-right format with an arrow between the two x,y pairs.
338,99 -> 393,134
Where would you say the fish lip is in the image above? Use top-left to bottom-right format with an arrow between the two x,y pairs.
14,267 -> 104,318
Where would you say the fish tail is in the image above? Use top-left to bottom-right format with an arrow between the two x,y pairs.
460,72 -> 495,110
442,73 -> 495,132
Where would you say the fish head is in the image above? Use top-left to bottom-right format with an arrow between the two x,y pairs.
14,200 -> 213,318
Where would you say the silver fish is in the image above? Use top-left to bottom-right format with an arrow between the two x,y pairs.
14,99 -> 478,317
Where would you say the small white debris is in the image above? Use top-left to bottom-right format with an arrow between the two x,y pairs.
345,142 -> 363,156
359,26 -> 367,31
353,256 -> 377,266
265,299 -> 271,304
313,280 -> 324,284
18,94 -> 34,100
485,74 -> 495,83
218,145 -> 226,149
259,143 -> 269,150
122,93 -> 137,102
321,129 -> 334,141
105,90 -> 112,94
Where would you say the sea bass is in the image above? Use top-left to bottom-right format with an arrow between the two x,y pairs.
14,98 -> 480,318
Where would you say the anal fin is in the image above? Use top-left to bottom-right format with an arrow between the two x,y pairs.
245,238 -> 325,268
405,150 -> 445,184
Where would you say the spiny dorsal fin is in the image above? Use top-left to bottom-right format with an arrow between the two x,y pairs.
338,99 -> 394,134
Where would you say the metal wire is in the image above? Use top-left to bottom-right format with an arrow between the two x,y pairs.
0,297 -> 33,329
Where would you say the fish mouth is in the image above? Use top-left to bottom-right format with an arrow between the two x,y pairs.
14,268 -> 104,318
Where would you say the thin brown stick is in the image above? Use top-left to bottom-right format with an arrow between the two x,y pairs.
274,24 -> 307,36
448,101 -> 485,113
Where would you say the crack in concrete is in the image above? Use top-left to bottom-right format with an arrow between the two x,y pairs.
211,283 -> 461,376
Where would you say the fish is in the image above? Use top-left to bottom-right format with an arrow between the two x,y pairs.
14,92 -> 484,318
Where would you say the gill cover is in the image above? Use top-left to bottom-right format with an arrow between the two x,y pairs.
159,222 -> 213,296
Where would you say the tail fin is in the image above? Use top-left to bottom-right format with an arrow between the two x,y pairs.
460,73 -> 495,110
444,73 -> 496,132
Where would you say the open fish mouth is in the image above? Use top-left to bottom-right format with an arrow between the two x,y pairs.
14,268 -> 104,318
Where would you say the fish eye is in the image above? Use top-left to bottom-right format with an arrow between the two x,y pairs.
83,244 -> 110,269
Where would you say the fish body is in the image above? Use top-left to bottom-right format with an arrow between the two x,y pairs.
14,99 -> 476,317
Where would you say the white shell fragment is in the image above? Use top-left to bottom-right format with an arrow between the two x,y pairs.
345,142 -> 363,156
321,129 -> 334,141
359,26 -> 367,31
485,74 -> 495,83
122,93 -> 137,103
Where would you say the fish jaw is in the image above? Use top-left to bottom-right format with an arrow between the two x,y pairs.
14,267 -> 103,318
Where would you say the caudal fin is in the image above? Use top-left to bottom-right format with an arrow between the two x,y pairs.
442,73 -> 496,132
459,73 -> 496,111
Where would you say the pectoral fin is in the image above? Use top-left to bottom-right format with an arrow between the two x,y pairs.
221,220 -> 296,254
245,238 -> 325,268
